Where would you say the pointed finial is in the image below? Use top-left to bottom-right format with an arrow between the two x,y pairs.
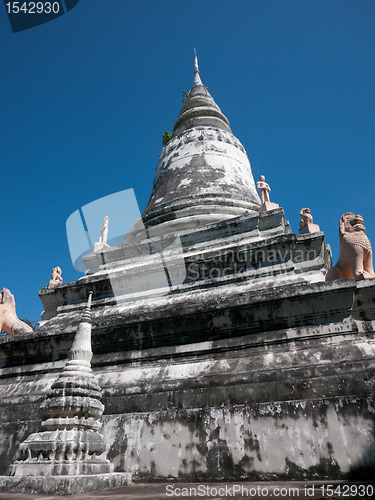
81,291 -> 93,324
194,49 -> 203,86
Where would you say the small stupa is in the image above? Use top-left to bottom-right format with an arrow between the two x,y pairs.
5,292 -> 130,494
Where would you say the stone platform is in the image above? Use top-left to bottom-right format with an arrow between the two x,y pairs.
0,210 -> 374,481
0,473 -> 131,496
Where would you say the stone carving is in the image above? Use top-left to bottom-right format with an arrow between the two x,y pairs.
299,208 -> 313,226
9,292 -> 114,476
257,175 -> 279,212
94,216 -> 110,252
100,215 -> 109,245
299,208 -> 320,235
256,175 -> 271,204
0,288 -> 33,335
326,212 -> 375,281
48,266 -> 63,289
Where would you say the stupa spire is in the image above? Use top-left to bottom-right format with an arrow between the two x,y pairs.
172,52 -> 230,136
193,49 -> 203,86
140,55 -> 261,236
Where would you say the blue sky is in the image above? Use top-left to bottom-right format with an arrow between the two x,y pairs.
1,0 -> 375,323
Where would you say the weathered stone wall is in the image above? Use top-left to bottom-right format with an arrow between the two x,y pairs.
103,396 -> 375,481
0,279 -> 374,480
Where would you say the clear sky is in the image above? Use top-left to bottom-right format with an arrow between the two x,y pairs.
1,0 -> 375,324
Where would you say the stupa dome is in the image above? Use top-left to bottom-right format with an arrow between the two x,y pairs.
142,53 -> 261,236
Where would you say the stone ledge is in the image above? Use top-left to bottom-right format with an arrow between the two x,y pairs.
0,279 -> 359,371
0,472 -> 131,496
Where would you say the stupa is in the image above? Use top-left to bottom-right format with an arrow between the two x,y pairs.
2,293 -> 130,494
0,55 -> 374,483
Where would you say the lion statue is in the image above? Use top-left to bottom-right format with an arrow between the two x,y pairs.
326,212 -> 375,281
299,208 -> 313,229
0,288 -> 33,335
51,266 -> 63,283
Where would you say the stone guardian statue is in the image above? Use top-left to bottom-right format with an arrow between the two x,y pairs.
48,266 -> 63,289
299,208 -> 320,234
256,175 -> 279,213
326,212 -> 375,281
94,216 -> 110,252
0,288 -> 33,335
